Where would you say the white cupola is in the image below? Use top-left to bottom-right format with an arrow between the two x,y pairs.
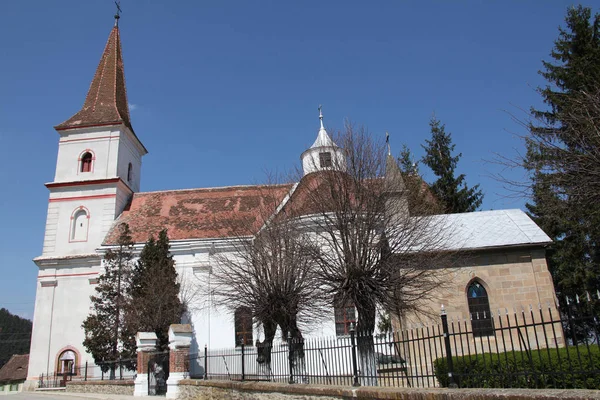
300,106 -> 346,176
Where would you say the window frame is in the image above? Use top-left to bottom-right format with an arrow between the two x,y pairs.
334,301 -> 357,337
79,151 -> 94,173
234,307 -> 253,347
69,206 -> 90,243
319,152 -> 333,168
467,280 -> 494,337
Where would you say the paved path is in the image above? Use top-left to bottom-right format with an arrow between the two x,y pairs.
11,392 -> 138,400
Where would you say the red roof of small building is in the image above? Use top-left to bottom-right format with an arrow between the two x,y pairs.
103,184 -> 294,245
55,25 -> 133,133
0,354 -> 29,383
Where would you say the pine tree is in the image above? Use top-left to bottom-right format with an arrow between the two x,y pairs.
82,223 -> 135,375
421,116 -> 483,213
526,6 -> 600,305
398,144 -> 419,175
123,229 -> 183,354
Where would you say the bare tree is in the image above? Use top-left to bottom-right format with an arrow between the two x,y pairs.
210,180 -> 327,381
290,123 -> 453,385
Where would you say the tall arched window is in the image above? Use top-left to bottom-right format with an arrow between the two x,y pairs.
71,208 -> 89,242
127,162 -> 133,182
80,152 -> 93,173
467,280 -> 494,337
234,307 -> 253,346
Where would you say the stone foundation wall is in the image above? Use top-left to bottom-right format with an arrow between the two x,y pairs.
66,380 -> 134,395
179,380 -> 600,400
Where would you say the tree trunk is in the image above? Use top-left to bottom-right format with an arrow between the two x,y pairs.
256,319 -> 277,381
357,333 -> 377,386
288,324 -> 307,383
356,305 -> 377,386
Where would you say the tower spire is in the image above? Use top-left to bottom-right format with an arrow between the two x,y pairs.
386,132 -> 391,156
318,105 -> 325,130
55,17 -> 133,133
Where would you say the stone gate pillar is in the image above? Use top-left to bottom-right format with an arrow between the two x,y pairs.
134,332 -> 158,397
166,324 -> 192,399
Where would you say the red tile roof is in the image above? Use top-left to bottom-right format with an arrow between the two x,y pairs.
55,26 -> 133,133
103,184 -> 294,245
0,354 -> 28,383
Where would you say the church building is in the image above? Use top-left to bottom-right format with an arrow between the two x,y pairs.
27,18 -> 558,387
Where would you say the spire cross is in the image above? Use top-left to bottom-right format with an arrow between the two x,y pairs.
114,1 -> 122,26
318,105 -> 324,130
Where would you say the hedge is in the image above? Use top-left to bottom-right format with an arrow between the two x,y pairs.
434,344 -> 600,389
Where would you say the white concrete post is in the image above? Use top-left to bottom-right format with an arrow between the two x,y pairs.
134,332 -> 158,397
166,324 -> 192,399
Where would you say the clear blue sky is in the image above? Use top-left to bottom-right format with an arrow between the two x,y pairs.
0,1 -> 592,320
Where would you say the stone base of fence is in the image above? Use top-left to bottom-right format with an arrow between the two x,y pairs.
178,379 -> 600,400
66,380 -> 134,396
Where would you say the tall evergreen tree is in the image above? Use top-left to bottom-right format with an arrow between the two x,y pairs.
123,229 -> 183,354
82,223 -> 135,375
398,144 -> 419,175
525,6 -> 600,303
421,116 -> 483,213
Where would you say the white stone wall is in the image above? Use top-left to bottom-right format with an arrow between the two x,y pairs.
28,262 -> 101,383
30,123 -> 146,386
301,146 -> 346,176
53,126 -> 143,190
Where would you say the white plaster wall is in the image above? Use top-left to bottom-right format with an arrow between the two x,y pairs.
43,191 -> 117,257
28,265 -> 100,382
53,126 -> 143,190
54,128 -> 120,182
115,129 -> 143,193
301,146 -> 346,176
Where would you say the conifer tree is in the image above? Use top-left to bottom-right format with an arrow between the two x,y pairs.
525,5 -> 600,304
82,223 -> 135,376
123,229 -> 183,354
421,117 -> 483,213
398,144 -> 419,175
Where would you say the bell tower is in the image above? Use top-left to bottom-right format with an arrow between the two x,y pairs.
41,18 -> 147,257
300,106 -> 345,175
28,14 -> 147,387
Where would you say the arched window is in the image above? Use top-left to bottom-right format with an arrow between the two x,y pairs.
127,162 -> 133,182
234,307 -> 253,346
70,208 -> 89,242
467,280 -> 494,337
57,350 -> 76,375
80,152 -> 93,173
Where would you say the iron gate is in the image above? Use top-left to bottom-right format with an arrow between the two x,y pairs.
148,353 -> 169,396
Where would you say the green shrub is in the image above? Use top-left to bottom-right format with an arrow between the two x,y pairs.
434,345 -> 600,389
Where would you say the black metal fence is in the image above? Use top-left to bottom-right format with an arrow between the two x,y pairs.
188,296 -> 600,389
38,358 -> 137,388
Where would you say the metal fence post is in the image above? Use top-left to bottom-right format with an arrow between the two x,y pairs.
441,305 -> 458,388
204,344 -> 208,380
84,362 -> 88,381
349,323 -> 360,387
240,337 -> 245,382
288,332 -> 294,384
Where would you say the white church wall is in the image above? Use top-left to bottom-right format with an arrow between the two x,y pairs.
54,128 -> 122,183
42,193 -> 118,257
27,266 -> 100,384
115,131 -> 143,193
301,146 -> 346,176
